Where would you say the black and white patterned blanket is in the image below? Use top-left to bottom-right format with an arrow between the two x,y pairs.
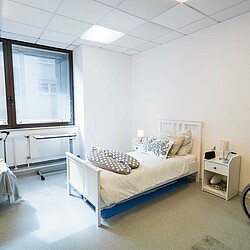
87,147 -> 140,175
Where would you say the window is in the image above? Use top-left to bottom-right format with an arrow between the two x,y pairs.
38,81 -> 57,94
0,42 -> 8,125
0,39 -> 74,129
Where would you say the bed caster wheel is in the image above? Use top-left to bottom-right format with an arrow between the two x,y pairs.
37,170 -> 45,181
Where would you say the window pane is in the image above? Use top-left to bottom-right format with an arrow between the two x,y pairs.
12,45 -> 71,124
0,42 -> 8,125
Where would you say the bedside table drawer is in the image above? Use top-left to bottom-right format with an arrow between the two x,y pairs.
204,161 -> 228,175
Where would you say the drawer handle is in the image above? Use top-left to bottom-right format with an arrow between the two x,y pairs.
214,167 -> 216,169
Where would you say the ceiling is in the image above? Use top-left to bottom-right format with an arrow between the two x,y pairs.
0,0 -> 250,55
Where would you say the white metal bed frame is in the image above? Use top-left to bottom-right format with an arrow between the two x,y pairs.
66,120 -> 202,226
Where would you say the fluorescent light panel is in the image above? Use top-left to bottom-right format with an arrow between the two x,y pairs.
81,25 -> 124,44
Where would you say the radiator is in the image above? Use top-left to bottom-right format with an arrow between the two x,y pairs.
0,126 -> 79,168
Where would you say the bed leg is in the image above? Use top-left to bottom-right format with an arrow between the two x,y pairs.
96,205 -> 101,227
97,214 -> 101,227
67,182 -> 72,196
66,156 -> 72,196
95,171 -> 101,226
196,171 -> 200,182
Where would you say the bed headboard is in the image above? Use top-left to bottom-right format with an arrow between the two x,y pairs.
160,119 -> 202,171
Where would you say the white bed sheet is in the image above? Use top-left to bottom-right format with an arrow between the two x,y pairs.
100,152 -> 196,207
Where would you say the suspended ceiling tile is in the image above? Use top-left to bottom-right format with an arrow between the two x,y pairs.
73,38 -> 106,48
3,1 -> 52,28
47,15 -> 92,37
40,30 -> 77,44
154,31 -> 184,44
103,44 -> 128,52
211,1 -> 250,22
98,9 -> 145,33
135,41 -> 158,51
1,31 -> 37,43
123,49 -> 140,55
112,35 -> 146,49
117,0 -> 178,20
37,39 -> 68,49
96,0 -> 124,7
66,44 -> 78,50
151,3 -> 205,30
9,0 -> 62,12
177,17 -> 218,35
2,19 -> 43,38
82,39 -> 105,48
186,0 -> 245,16
57,0 -> 112,24
71,38 -> 84,46
129,22 -> 172,41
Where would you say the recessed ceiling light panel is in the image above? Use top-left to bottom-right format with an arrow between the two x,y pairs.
176,0 -> 188,2
81,25 -> 124,44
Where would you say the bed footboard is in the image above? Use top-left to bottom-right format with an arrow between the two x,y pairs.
65,152 -> 102,226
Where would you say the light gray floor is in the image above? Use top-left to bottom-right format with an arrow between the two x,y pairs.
0,173 -> 249,250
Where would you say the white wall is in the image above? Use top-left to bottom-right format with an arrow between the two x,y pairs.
74,45 -> 132,157
73,45 -> 85,158
131,13 -> 250,191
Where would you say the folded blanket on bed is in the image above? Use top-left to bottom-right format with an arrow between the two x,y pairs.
87,147 -> 140,175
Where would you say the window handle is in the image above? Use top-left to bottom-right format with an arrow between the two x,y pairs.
7,96 -> 14,106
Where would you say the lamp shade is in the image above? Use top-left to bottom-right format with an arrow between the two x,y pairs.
137,130 -> 144,138
219,140 -> 229,151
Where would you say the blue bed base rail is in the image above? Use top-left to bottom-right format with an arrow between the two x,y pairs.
84,177 -> 190,219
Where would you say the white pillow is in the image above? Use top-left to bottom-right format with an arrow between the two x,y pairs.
176,129 -> 192,146
159,132 -> 185,156
144,136 -> 174,159
177,141 -> 192,156
176,129 -> 192,155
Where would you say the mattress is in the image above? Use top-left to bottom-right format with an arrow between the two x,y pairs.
100,152 -> 196,207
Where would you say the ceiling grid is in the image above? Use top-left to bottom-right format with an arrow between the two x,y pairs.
0,0 -> 249,55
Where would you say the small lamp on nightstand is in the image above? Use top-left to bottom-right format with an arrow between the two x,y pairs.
219,140 -> 229,161
137,130 -> 144,143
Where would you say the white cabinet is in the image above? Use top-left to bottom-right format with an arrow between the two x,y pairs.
202,155 -> 240,200
131,143 -> 143,152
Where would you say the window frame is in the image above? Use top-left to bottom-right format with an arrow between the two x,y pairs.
0,38 -> 74,129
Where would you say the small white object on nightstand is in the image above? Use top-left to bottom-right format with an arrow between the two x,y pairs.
202,154 -> 241,201
131,143 -> 143,152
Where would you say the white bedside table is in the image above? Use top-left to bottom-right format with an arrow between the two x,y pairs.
131,143 -> 144,152
202,155 -> 241,201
